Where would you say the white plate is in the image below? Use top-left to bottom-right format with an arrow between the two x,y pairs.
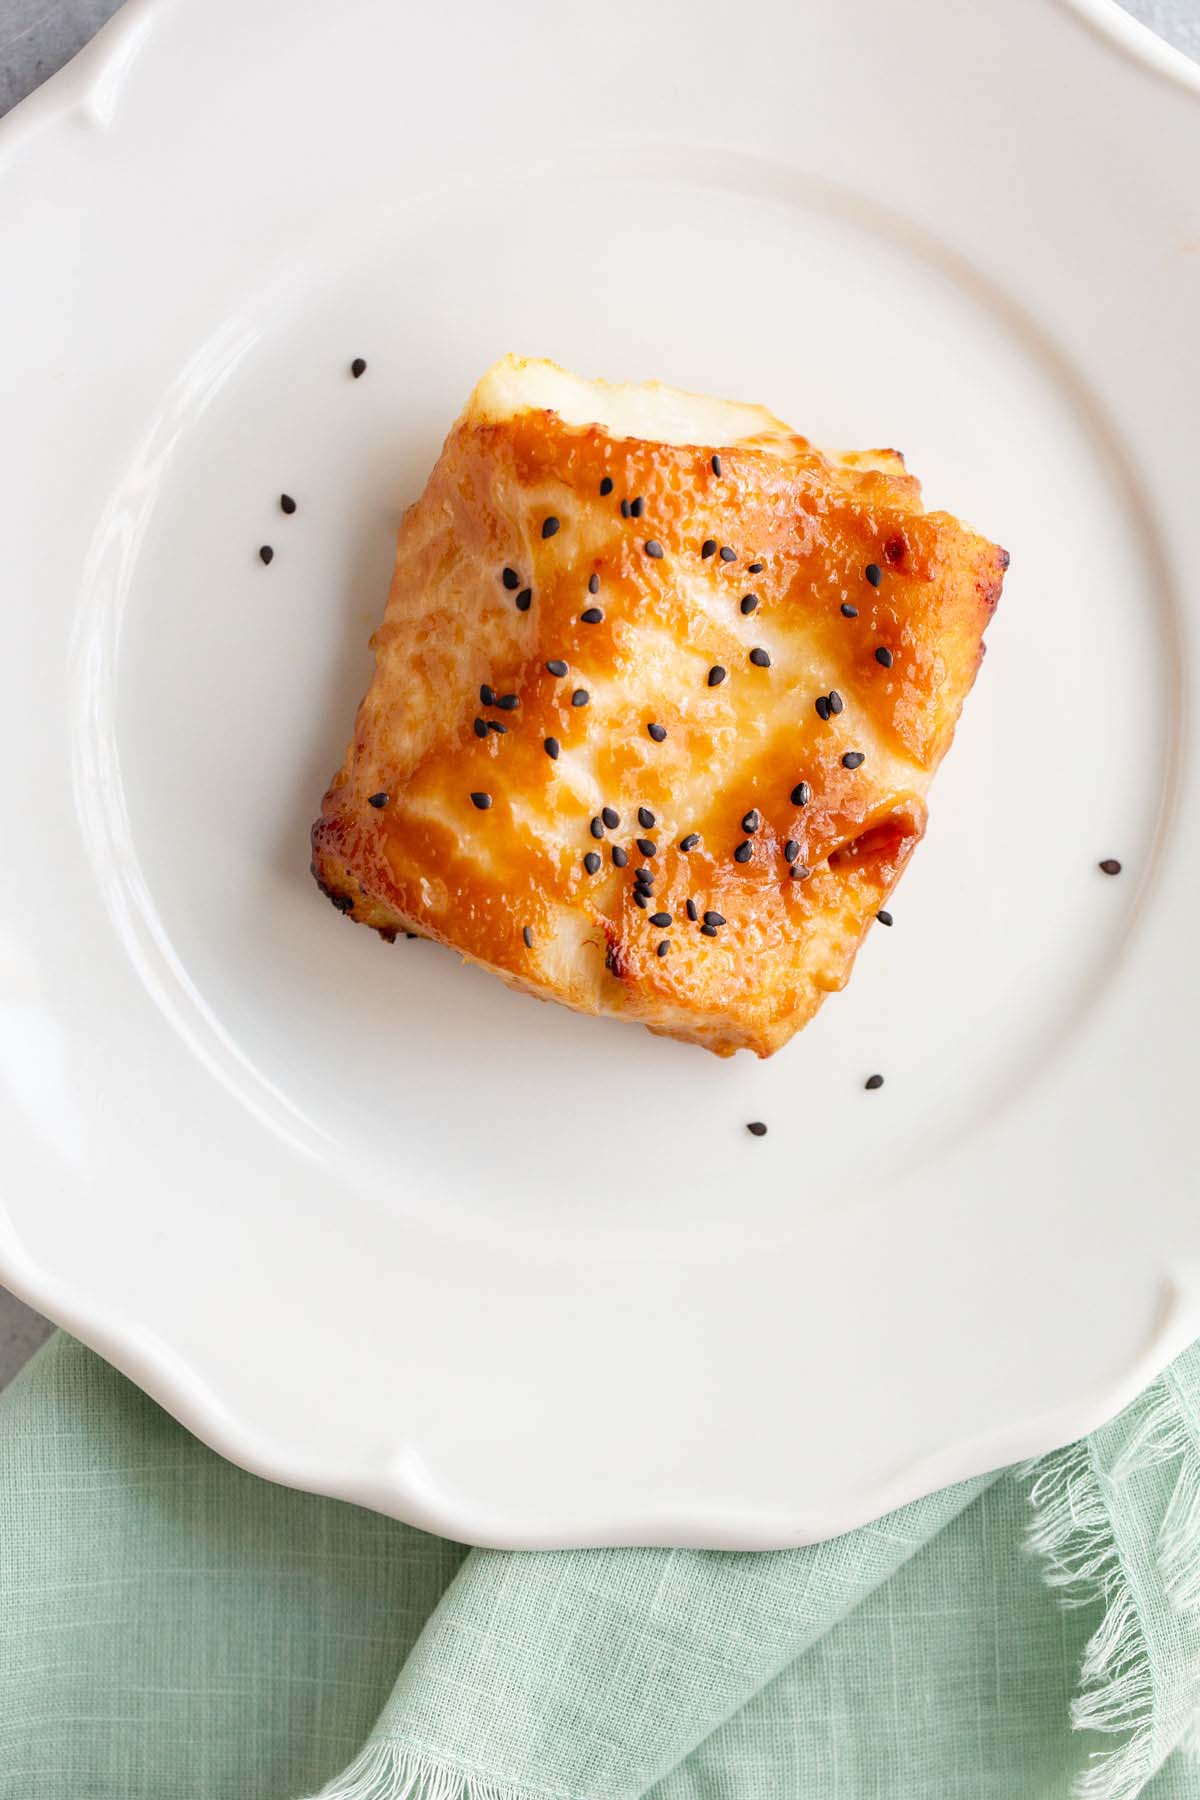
1,0 -> 1197,1548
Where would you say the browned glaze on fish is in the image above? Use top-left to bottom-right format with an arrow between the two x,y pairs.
313,358 -> 1005,1056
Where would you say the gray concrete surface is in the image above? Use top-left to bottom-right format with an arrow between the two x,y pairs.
0,0 -> 1196,1390
1,0 -> 119,114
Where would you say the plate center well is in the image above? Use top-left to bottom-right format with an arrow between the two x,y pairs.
94,154 -> 1171,1244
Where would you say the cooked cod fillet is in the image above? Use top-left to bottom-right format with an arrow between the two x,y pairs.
312,356 -> 1005,1057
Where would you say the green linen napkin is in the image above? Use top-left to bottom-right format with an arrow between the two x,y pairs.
1,1335 -> 1199,1800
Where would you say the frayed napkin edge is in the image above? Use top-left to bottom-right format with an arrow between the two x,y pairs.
1024,1366 -> 1200,1800
304,1740 -> 569,1800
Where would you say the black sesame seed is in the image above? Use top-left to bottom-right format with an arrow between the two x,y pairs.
602,806 -> 620,829
742,811 -> 760,834
740,594 -> 759,615
686,899 -> 698,921
631,496 -> 645,518
733,840 -> 752,863
711,454 -> 722,476
704,911 -> 726,928
590,817 -> 605,839
747,561 -> 764,575
876,909 -> 893,926
634,890 -> 648,908
620,498 -> 631,518
842,751 -> 865,770
600,477 -> 614,496
612,845 -> 629,868
542,516 -> 561,539
516,588 -> 532,612
679,833 -> 700,852
865,563 -> 883,587
700,924 -> 718,938
656,940 -> 670,957
701,539 -> 718,559
637,808 -> 655,829
581,607 -> 603,624
1099,858 -> 1122,875
522,925 -> 533,948
708,665 -> 726,687
280,493 -> 297,515
501,567 -> 520,590
790,864 -> 812,881
828,690 -> 844,715
719,546 -> 736,563
584,851 -> 601,875
636,838 -> 657,857
544,736 -> 560,759
473,718 -> 488,738
650,912 -> 672,928
749,647 -> 771,668
815,695 -> 831,721
545,660 -> 568,678
350,357 -> 367,378
647,722 -> 667,742
470,792 -> 492,810
367,792 -> 389,808
746,1120 -> 768,1137
841,603 -> 859,618
259,544 -> 274,564
588,573 -> 600,595
784,840 -> 799,864
497,694 -> 519,711
644,540 -> 664,559
487,720 -> 508,734
572,689 -> 589,707
875,646 -> 894,668
791,782 -> 811,807
865,1073 -> 885,1090
480,683 -> 496,706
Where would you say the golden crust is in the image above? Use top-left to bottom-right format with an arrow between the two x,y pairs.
312,357 -> 1005,1057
